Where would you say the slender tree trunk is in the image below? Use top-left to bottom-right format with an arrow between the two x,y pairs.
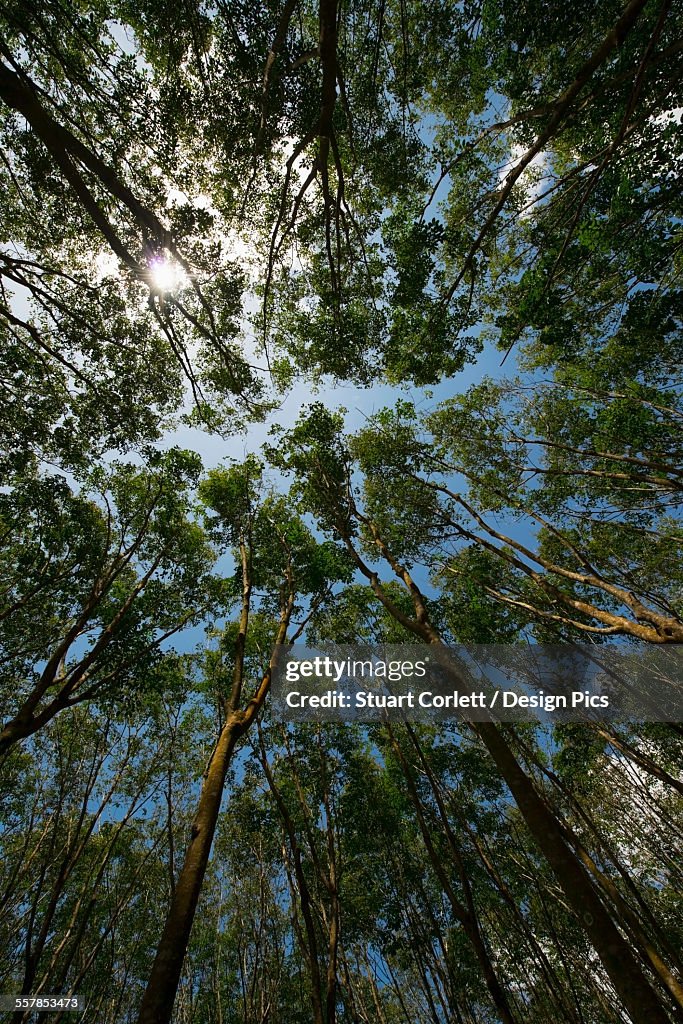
454,805 -> 585,1024
388,726 -> 518,1024
136,587 -> 293,1024
135,716 -> 243,1024
257,727 -> 327,1024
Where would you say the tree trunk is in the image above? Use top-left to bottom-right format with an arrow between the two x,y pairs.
473,719 -> 673,1024
340,519 -> 674,1024
388,726 -> 519,1024
135,715 -> 243,1024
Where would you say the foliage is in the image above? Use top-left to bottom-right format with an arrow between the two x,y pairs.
0,2 -> 682,1022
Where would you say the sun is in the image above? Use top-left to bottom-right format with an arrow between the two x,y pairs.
149,256 -> 186,293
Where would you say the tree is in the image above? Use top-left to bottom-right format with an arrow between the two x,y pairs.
1,3 -> 682,1021
6,0 -> 678,413
0,449 -> 218,754
136,459 -> 352,1024
270,403 -> 682,1023
348,381 -> 683,643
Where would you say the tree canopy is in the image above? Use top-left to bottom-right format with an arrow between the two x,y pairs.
0,1 -> 682,1022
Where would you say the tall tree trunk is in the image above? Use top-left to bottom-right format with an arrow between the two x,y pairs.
136,590 -> 293,1024
473,719 -> 673,1024
135,716 -> 244,1024
339,517 -> 675,1024
257,727 -> 327,1024
388,725 -> 519,1024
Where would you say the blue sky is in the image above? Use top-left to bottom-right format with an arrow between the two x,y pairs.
162,334 -> 507,469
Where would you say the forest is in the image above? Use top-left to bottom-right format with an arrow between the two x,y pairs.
0,0 -> 682,1021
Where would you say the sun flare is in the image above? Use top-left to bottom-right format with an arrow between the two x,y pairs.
149,257 -> 186,293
